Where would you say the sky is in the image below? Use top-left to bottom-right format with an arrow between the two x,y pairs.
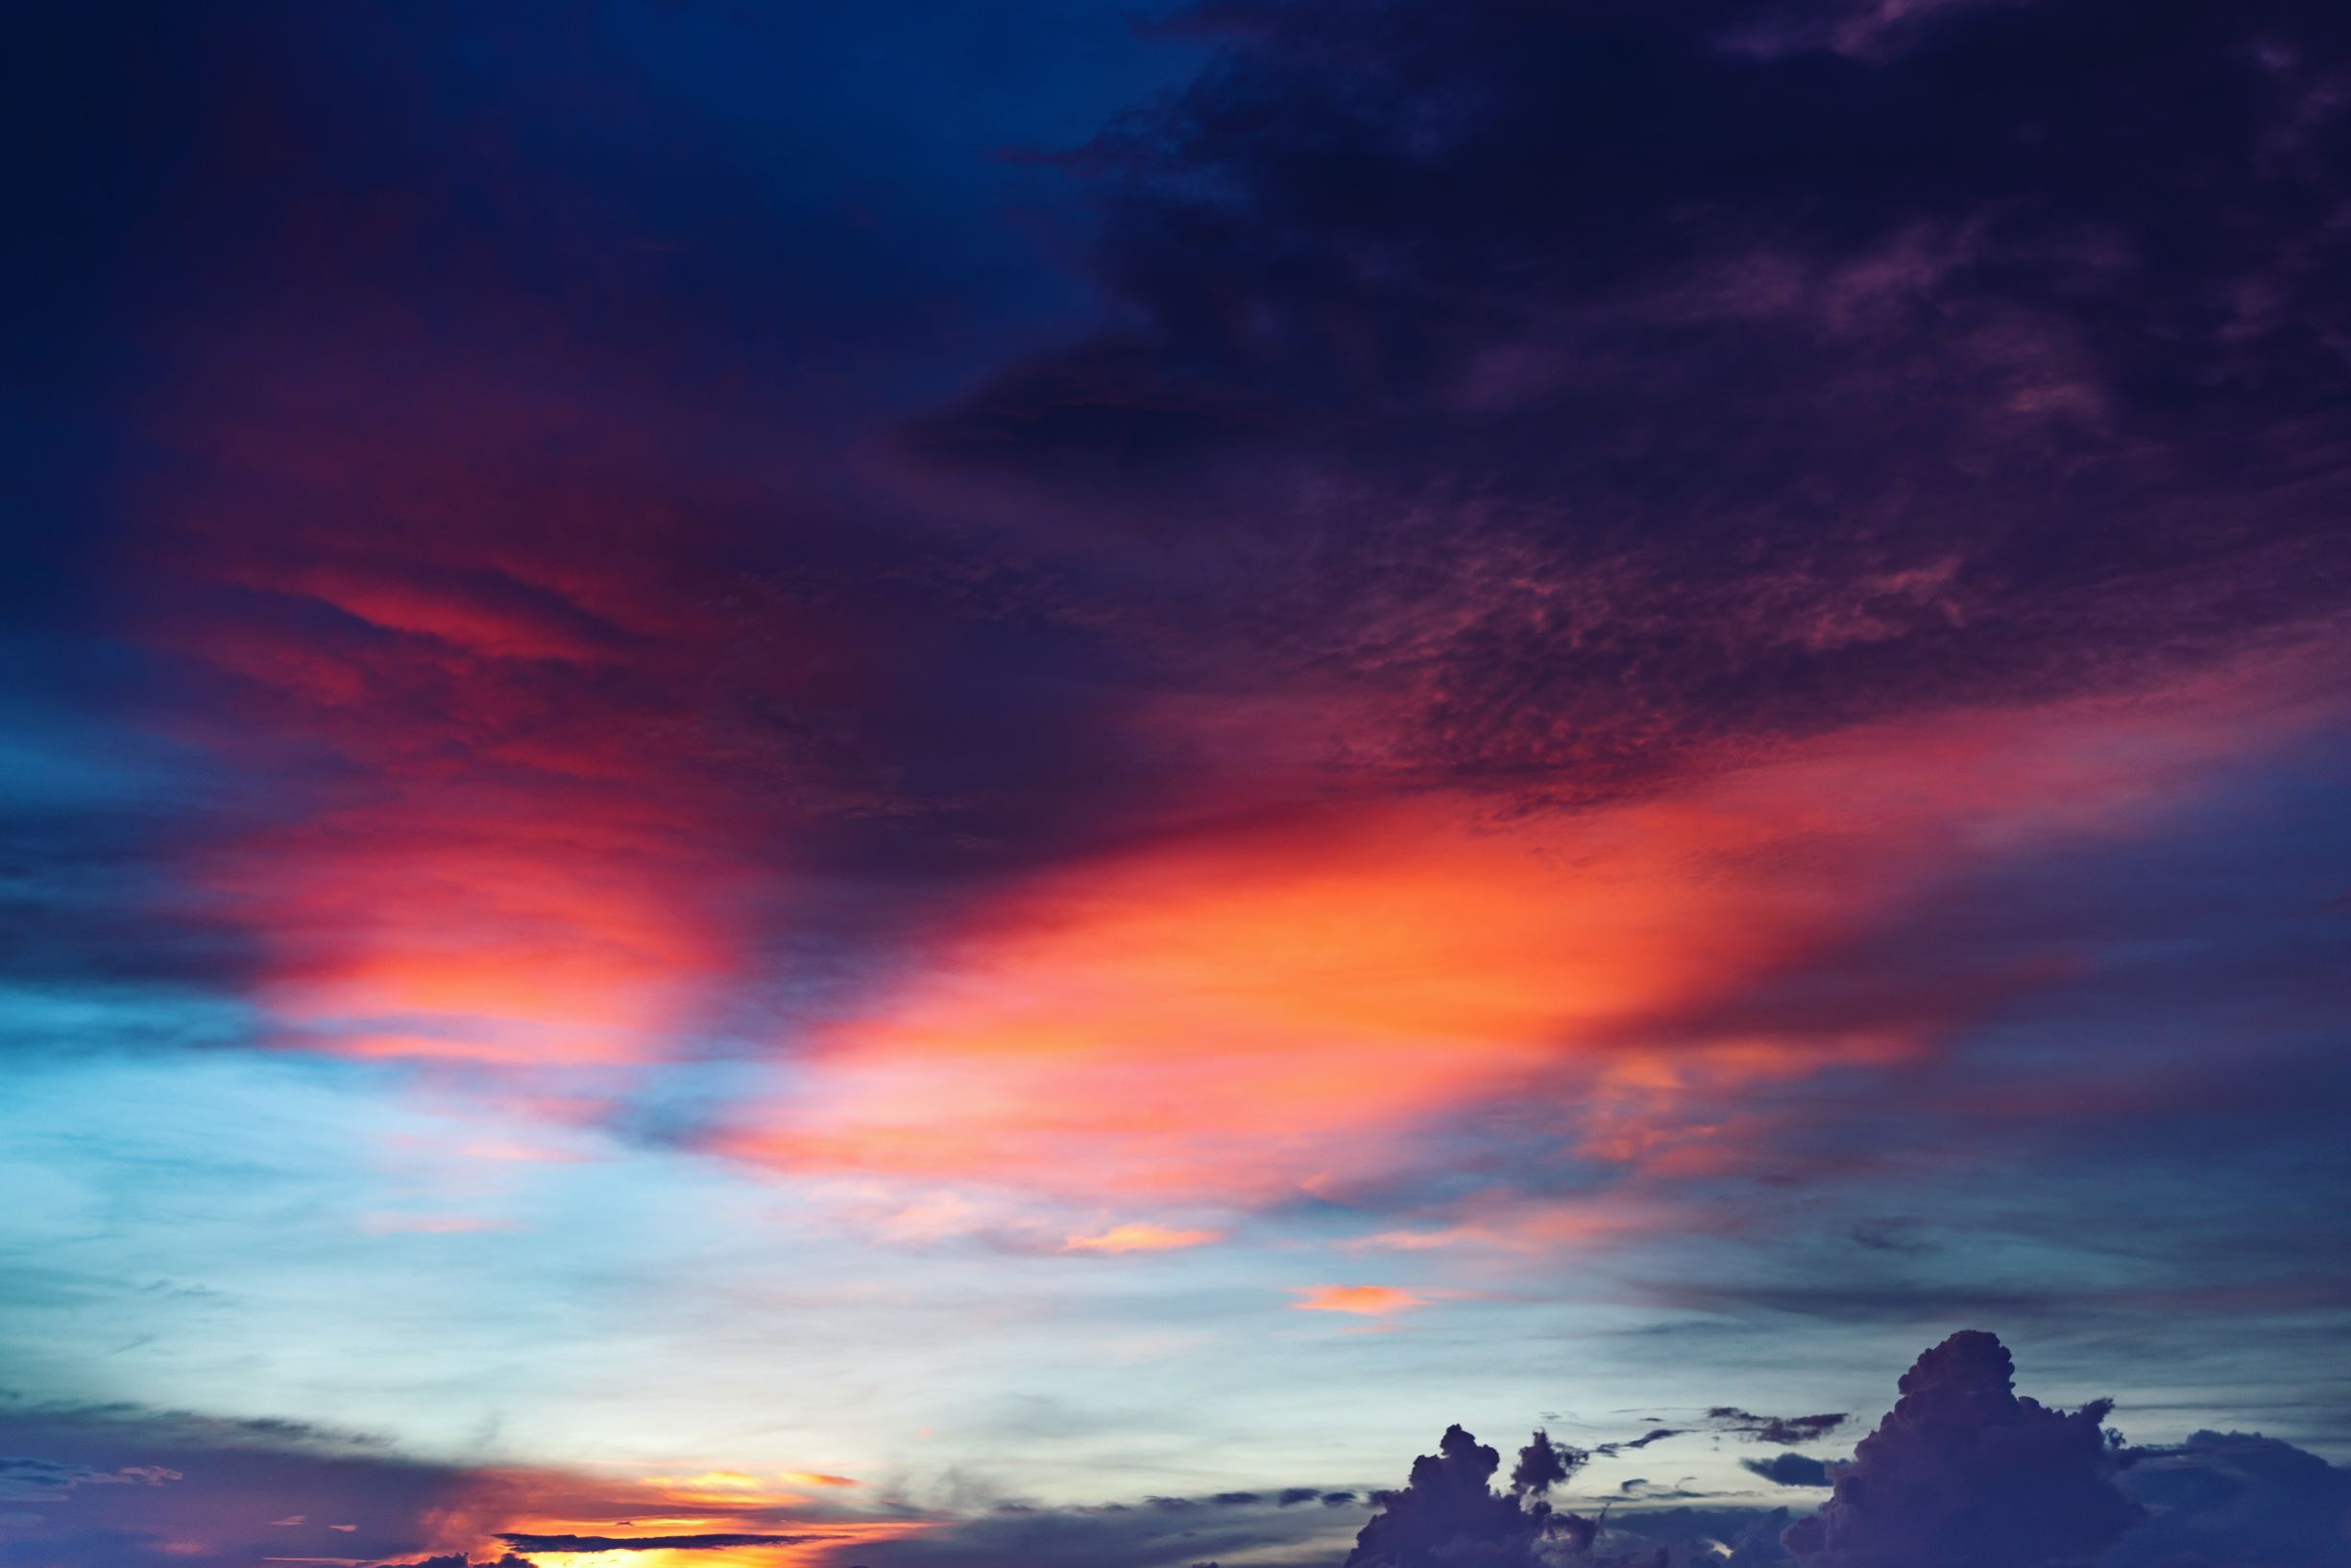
4,2 -> 2351,1566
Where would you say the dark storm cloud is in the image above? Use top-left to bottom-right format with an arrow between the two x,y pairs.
1592,1429 -> 1684,1458
0,1398 -> 475,1568
867,1484 -> 1360,1568
1709,1409 -> 1849,1445
1343,1423 -> 1592,1567
1782,1330 -> 2139,1566
1332,1424 -> 1809,1567
2110,1430 -> 2351,1568
1743,1453 -> 1833,1488
1509,1430 -> 1587,1498
915,0 -> 2351,799
0,1457 -> 181,1502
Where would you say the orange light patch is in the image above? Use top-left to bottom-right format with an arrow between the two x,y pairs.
1063,1223 -> 1223,1254
147,374 -> 800,1082
1290,1285 -> 1426,1315
415,1465 -> 924,1568
722,664 -> 2317,1208
213,803 -> 732,1069
496,1520 -> 930,1568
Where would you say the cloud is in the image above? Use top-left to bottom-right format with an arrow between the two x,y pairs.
0,1399 -> 479,1568
1289,1285 -> 1427,1315
0,1459 -> 182,1503
914,0 -> 2351,810
0,1398 -> 912,1568
1709,1409 -> 1850,1445
494,1532 -> 824,1553
862,1485 -> 1360,1568
1509,1431 -> 1588,1498
1743,1454 -> 1833,1488
1062,1224 -> 1223,1254
1593,1429 -> 1685,1459
777,1471 -> 861,1489
1781,1330 -> 2140,1566
1343,1423 -> 1575,1568
14,1333 -> 2350,1568
2108,1431 -> 2351,1568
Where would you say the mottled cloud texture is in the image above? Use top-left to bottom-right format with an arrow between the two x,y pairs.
914,0 -> 2351,794
4,0 -> 2351,1562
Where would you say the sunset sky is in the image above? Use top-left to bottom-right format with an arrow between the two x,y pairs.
6,2 -> 2351,1566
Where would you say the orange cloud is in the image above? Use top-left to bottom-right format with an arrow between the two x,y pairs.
719,655 -> 2329,1212
409,1461 -> 921,1568
1062,1223 -> 1224,1254
143,351 -> 823,1084
1289,1285 -> 1427,1315
209,797 -> 736,1070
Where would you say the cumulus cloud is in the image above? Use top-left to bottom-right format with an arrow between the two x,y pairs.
1324,1334 -> 2335,1568
2108,1430 -> 2351,1568
1511,1431 -> 1588,1499
1344,1424 -> 1568,1567
1781,1330 -> 2139,1566
865,1484 -> 1360,1568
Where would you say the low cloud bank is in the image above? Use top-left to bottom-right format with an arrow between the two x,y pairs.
1338,1331 -> 2349,1568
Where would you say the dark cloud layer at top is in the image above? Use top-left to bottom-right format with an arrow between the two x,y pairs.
916,0 -> 2351,800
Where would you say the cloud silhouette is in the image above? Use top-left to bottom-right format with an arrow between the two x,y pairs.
2109,1430 -> 2351,1568
1782,1330 -> 2139,1567
1744,1453 -> 1833,1489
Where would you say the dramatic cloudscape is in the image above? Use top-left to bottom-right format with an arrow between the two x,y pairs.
5,0 -> 2350,1564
